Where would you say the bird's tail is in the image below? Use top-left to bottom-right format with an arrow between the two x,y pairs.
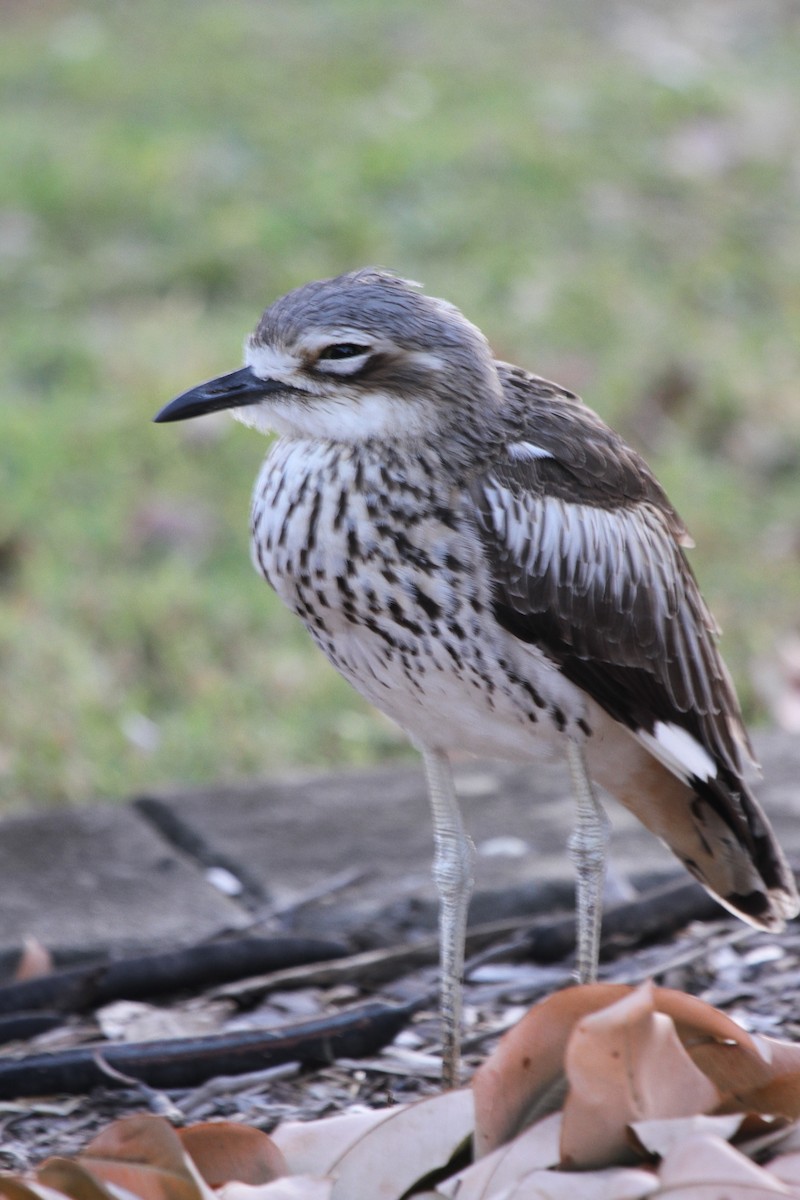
590,735 -> 798,931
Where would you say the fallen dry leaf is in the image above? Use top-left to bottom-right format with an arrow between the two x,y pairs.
729,1072 -> 800,1123
5,985 -> 800,1200
0,1181 -> 71,1200
770,1151 -> 800,1188
75,1115 -> 211,1200
95,1001 -> 228,1044
178,1124 -> 286,1188
270,1109 -> 401,1178
472,979 -> 800,1173
471,1165 -> 658,1199
14,937 -> 53,982
629,1113 -> 745,1159
560,983 -> 720,1168
216,1180 -> 332,1200
35,1159 -> 120,1200
326,1088 -> 473,1200
471,983 -> 632,1156
437,1112 -> 561,1198
658,1132 -> 793,1196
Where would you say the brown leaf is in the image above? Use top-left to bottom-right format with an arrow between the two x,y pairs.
737,1071 -> 800,1121
36,1161 -> 118,1200
640,987 -> 800,1118
648,987 -> 762,1051
77,1115 -> 210,1200
560,983 -> 720,1169
178,1124 -> 286,1188
472,983 -> 632,1156
686,1038 -> 798,1116
658,1132 -> 791,1195
0,1181 -> 68,1200
472,980 -> 800,1165
14,936 -> 54,982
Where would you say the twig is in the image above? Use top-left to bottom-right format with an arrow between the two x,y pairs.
606,922 -> 757,986
92,1051 -> 184,1119
0,936 -> 348,1016
179,1062 -> 301,1116
0,999 -> 418,1099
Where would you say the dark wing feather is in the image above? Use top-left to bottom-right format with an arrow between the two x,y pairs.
470,364 -> 756,783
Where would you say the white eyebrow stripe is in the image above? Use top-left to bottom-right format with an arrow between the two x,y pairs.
507,440 -> 554,462
300,327 -> 375,353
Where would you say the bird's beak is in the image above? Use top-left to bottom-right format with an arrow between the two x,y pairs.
153,367 -> 289,423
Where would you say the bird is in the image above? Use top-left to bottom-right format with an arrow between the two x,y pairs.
155,268 -> 798,1087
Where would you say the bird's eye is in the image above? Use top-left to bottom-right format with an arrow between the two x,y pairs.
318,343 -> 369,361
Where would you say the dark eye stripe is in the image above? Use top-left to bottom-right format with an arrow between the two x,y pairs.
318,343 -> 370,361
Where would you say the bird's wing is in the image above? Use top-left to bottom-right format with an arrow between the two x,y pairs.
468,363 -> 757,788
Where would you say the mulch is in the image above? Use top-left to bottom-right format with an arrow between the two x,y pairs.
1,869 -> 799,1171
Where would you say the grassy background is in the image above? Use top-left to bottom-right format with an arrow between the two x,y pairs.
1,0 -> 799,809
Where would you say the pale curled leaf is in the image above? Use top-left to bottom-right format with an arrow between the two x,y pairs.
658,1132 -> 793,1195
479,1166 -> 658,1199
328,1089 -> 473,1200
630,1113 -> 745,1159
437,1112 -> 561,1198
217,1180 -> 332,1200
770,1151 -> 800,1187
737,1115 -> 800,1165
270,1110 -> 400,1178
472,983 -> 633,1156
560,983 -> 720,1169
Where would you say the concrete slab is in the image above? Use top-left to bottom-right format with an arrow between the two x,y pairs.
0,731 -> 796,968
0,805 -> 248,965
138,731 -> 800,942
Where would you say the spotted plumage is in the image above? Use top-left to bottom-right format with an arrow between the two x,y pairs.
156,268 -> 798,1085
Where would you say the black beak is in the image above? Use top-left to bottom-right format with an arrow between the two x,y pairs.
154,367 -> 289,423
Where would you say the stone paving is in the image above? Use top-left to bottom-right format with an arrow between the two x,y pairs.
0,730 -> 797,969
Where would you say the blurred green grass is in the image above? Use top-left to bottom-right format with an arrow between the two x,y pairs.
1,0 -> 799,808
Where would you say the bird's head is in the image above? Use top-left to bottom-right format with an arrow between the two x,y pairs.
154,270 -> 503,444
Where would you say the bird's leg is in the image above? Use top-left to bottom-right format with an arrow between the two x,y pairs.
420,747 -> 475,1089
565,738 -> 610,984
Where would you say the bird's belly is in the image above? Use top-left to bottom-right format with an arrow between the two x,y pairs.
250,439 -> 588,759
316,622 -> 583,761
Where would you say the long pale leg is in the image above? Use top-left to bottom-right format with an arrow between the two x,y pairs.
566,739 -> 610,983
421,747 -> 475,1089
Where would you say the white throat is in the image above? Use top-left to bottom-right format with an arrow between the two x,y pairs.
230,389 -> 432,442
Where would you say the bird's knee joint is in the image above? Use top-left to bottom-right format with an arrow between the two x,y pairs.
433,834 -> 475,898
567,829 -> 608,872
